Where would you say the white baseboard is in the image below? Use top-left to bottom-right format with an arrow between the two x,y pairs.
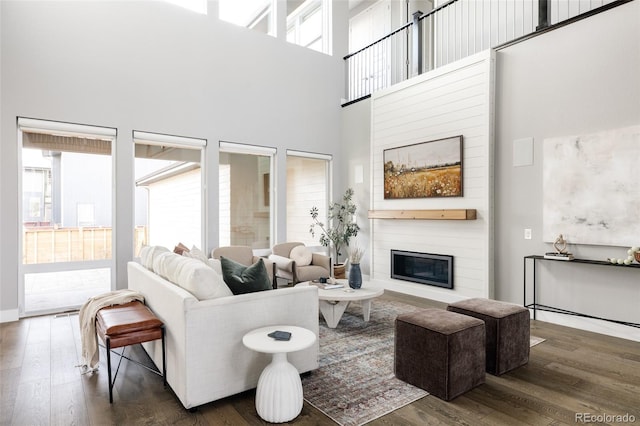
532,310 -> 640,343
0,308 -> 19,323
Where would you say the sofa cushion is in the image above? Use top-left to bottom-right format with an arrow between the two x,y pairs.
290,245 -> 313,266
139,245 -> 170,270
183,245 -> 208,264
154,252 -> 232,300
220,256 -> 272,295
207,258 -> 223,275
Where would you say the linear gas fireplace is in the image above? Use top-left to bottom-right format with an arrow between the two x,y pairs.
391,250 -> 453,289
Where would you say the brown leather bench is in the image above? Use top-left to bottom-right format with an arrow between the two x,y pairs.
96,301 -> 165,403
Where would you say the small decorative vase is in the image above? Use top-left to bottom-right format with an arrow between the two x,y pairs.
348,263 -> 362,289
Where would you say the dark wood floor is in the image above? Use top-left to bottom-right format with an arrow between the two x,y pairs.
1,291 -> 639,426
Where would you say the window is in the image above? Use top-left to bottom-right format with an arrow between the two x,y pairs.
287,0 -> 330,53
286,151 -> 331,247
134,131 -> 206,255
219,142 -> 275,249
219,0 -> 274,36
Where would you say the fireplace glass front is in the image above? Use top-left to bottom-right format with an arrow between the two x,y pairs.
391,250 -> 453,289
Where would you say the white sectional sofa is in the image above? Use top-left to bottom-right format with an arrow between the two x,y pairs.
127,254 -> 319,409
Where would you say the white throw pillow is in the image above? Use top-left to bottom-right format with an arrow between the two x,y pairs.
290,245 -> 313,266
207,258 -> 223,275
140,245 -> 169,270
183,245 -> 208,264
154,252 -> 232,300
152,252 -> 180,279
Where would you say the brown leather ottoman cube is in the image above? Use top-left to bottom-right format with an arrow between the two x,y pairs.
447,298 -> 530,375
394,308 -> 485,401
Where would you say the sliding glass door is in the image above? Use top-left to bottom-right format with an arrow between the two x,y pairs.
19,118 -> 116,316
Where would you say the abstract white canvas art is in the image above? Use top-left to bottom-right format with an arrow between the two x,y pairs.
543,125 -> 640,246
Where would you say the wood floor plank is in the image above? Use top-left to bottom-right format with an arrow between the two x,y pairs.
11,378 -> 50,426
0,320 -> 29,371
0,367 -> 20,425
51,315 -> 81,386
51,380 -> 90,426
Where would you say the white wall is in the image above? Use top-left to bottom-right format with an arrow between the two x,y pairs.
369,50 -> 495,303
342,97 -> 372,275
0,0 -> 346,320
495,0 -> 640,341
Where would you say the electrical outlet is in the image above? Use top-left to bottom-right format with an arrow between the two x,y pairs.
524,228 -> 532,240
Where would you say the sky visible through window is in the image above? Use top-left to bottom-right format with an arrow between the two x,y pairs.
219,0 -> 271,27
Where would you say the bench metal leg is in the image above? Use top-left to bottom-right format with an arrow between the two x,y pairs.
106,338 -> 127,404
106,338 -> 112,403
104,332 -> 165,403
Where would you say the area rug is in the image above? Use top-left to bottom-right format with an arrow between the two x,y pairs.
302,299 -> 428,426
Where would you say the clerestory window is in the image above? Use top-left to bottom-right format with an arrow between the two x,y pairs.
219,0 -> 274,36
287,0 -> 330,54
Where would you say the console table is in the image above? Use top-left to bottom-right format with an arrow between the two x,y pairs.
523,255 -> 640,328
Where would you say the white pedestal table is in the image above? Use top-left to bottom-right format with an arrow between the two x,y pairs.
242,325 -> 316,423
297,280 -> 384,328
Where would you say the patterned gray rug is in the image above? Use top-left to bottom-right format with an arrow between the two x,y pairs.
302,299 -> 428,426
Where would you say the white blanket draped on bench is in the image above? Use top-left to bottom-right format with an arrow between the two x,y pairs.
78,289 -> 144,372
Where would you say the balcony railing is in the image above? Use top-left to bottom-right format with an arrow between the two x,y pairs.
344,0 -> 622,105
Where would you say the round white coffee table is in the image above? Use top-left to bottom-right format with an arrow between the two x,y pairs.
242,325 -> 316,423
297,280 -> 384,328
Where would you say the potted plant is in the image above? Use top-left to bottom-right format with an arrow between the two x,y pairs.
309,188 -> 360,278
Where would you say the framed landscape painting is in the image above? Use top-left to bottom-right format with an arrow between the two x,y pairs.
384,136 -> 463,199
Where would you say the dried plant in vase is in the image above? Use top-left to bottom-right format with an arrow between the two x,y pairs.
348,245 -> 365,265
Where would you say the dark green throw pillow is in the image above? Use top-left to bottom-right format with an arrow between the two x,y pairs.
220,256 -> 272,295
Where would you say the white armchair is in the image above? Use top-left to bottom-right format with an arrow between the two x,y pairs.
269,242 -> 331,285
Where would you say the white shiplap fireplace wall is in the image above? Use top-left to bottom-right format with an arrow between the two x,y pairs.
369,50 -> 495,304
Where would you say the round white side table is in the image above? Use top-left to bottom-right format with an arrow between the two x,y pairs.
242,325 -> 316,423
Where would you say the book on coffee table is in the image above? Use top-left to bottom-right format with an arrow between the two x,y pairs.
311,281 -> 344,290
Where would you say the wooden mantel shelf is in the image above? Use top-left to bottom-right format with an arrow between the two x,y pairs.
368,209 -> 477,220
